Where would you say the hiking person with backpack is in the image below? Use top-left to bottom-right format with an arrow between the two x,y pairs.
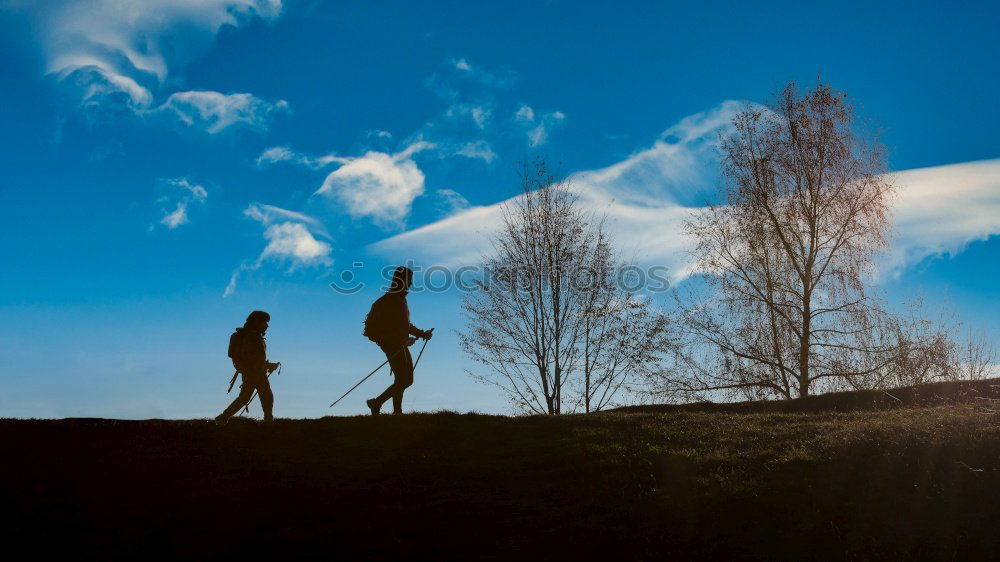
363,266 -> 433,415
217,310 -> 281,424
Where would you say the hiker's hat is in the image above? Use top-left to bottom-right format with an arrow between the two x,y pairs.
390,266 -> 413,292
246,310 -> 271,323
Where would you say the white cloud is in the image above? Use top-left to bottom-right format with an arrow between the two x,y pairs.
256,146 -> 348,169
371,204 -> 506,268
515,104 -> 535,123
515,105 -> 565,147
314,141 -> 435,228
441,57 -> 514,89
470,106 -> 490,129
370,103 -> 740,273
260,222 -> 332,264
160,201 -> 189,229
160,91 -> 288,134
225,203 -> 332,297
443,104 -> 492,129
243,202 -> 327,233
31,0 -> 285,131
172,178 -> 208,201
435,188 -> 472,216
456,140 -> 497,163
157,178 -> 208,229
62,64 -> 154,108
256,146 -> 297,166
372,102 -> 1000,286
884,159 -> 1000,276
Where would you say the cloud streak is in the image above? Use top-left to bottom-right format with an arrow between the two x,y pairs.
371,102 -> 740,276
256,146 -> 349,169
886,159 -> 1000,276
372,102 -> 1000,284
160,91 -> 288,134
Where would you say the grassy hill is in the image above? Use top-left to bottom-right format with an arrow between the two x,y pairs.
615,377 -> 1000,414
4,381 -> 1000,560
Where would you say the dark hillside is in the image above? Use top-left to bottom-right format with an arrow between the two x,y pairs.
614,377 -> 1000,414
3,405 -> 1000,560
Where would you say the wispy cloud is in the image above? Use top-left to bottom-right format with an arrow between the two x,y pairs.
372,102 -> 1000,284
515,104 -> 566,147
160,202 -> 190,229
160,91 -> 288,134
372,102 -> 740,273
313,141 -> 435,229
415,57 -> 525,164
157,178 -> 208,230
224,203 -> 332,297
30,0 -> 286,132
256,146 -> 349,169
456,140 -> 497,163
444,57 -> 515,89
434,188 -> 472,216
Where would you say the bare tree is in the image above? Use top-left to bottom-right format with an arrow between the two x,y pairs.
576,245 -> 666,412
955,329 -> 999,380
880,302 -> 999,387
460,159 -> 665,414
658,81 -> 899,400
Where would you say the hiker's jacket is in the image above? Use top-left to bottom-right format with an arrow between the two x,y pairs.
234,326 -> 267,372
372,291 -> 421,348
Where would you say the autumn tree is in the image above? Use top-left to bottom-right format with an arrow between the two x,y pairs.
659,81 -> 900,400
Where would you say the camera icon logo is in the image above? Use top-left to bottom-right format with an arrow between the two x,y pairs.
329,262 -> 365,295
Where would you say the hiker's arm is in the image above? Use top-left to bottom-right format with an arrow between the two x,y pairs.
409,324 -> 432,339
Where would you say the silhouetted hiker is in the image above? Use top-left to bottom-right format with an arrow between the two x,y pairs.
363,266 -> 433,415
216,310 -> 281,424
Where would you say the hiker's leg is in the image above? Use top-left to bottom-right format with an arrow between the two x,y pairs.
218,374 -> 255,420
373,385 -> 393,407
373,344 -> 402,407
390,348 -> 414,414
256,373 -> 274,422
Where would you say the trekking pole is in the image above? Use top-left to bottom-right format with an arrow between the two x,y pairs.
227,370 -> 239,394
412,328 -> 433,371
329,337 -> 427,408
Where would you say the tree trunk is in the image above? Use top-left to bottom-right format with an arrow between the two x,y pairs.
799,298 -> 811,397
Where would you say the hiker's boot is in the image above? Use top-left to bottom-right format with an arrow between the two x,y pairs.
366,398 -> 381,416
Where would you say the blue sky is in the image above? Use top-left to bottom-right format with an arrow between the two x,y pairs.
1,0 -> 998,418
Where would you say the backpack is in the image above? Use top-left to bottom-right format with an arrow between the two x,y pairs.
363,297 -> 387,343
228,327 -> 248,364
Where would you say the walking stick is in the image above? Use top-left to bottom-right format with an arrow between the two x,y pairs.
412,328 -> 433,370
329,331 -> 432,408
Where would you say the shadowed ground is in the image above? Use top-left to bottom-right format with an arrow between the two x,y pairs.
3,389 -> 1000,559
